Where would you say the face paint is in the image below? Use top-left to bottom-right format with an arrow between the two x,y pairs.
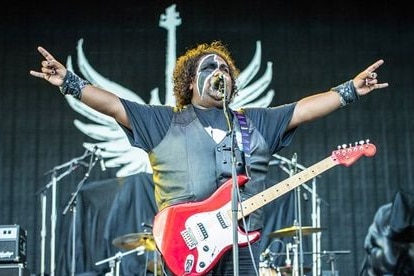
195,54 -> 221,97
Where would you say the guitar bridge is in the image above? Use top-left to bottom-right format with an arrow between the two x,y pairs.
181,229 -> 197,249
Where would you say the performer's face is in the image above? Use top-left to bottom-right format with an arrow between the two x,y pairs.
192,54 -> 232,108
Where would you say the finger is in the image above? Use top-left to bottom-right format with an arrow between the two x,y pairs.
364,59 -> 384,74
367,82 -> 389,90
29,70 -> 45,79
365,79 -> 378,86
363,72 -> 377,82
376,82 -> 389,89
37,46 -> 56,62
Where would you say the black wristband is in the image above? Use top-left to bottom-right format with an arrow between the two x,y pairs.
59,70 -> 90,100
331,80 -> 359,107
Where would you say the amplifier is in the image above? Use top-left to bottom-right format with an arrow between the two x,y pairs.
0,225 -> 27,263
0,263 -> 30,276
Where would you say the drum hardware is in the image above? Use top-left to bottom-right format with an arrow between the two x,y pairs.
272,153 -> 328,276
95,245 -> 146,276
321,250 -> 351,276
259,242 -> 316,276
276,265 -> 312,275
268,234 -> 317,276
111,232 -> 160,275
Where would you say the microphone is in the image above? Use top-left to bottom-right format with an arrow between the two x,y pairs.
95,147 -> 106,171
213,73 -> 224,92
99,156 -> 106,171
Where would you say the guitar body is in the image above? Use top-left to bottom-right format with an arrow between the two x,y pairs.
152,141 -> 377,276
153,175 -> 260,276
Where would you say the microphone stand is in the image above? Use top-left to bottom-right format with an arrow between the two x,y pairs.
312,177 -> 322,276
95,246 -> 146,276
220,79 -> 240,276
37,149 -> 91,276
62,148 -> 99,276
289,153 -> 303,276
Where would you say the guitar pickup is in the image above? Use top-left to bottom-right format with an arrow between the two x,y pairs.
217,211 -> 230,229
194,223 -> 208,240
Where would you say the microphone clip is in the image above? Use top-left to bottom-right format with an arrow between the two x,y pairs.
93,146 -> 106,171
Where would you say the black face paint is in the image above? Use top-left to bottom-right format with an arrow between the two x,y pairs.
196,54 -> 220,97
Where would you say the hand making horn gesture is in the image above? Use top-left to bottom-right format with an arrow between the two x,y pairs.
29,46 -> 67,87
352,59 -> 389,96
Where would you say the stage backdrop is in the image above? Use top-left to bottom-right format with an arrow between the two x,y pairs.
1,0 -> 413,275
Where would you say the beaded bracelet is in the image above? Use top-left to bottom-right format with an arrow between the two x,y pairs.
59,70 -> 90,100
331,80 -> 359,107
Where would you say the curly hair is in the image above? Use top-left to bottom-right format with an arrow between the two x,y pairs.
173,41 -> 240,110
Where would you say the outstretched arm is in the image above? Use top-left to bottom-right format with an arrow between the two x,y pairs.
29,46 -> 131,128
287,59 -> 389,130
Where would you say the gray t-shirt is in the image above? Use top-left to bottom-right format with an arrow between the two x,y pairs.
119,99 -> 297,155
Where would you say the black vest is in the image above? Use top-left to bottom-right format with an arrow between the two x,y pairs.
149,105 -> 271,230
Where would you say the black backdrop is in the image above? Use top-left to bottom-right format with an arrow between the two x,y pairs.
1,0 -> 414,275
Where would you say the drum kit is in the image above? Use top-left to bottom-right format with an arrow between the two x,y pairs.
95,231 -> 162,276
260,225 -> 325,276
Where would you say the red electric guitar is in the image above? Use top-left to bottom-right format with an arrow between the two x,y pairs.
152,141 -> 377,276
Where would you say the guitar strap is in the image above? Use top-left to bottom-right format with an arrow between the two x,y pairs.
234,109 -> 251,179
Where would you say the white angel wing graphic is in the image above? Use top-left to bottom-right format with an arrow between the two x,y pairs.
65,39 -> 274,177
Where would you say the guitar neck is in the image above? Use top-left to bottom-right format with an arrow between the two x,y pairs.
237,156 -> 336,219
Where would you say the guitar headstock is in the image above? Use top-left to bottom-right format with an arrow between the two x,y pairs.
332,139 -> 376,167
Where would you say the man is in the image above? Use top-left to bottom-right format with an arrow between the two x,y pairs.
30,41 -> 388,275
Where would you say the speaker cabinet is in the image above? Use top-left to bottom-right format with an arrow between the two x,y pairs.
0,264 -> 30,276
0,225 -> 27,264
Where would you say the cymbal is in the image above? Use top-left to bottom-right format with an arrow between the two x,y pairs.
112,232 -> 156,251
268,226 -> 326,238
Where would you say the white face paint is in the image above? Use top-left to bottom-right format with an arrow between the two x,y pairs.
195,54 -> 230,99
